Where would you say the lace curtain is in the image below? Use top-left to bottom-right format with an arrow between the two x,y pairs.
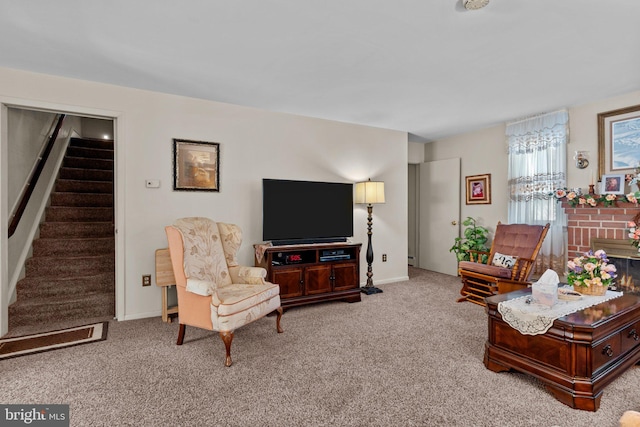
506,110 -> 568,276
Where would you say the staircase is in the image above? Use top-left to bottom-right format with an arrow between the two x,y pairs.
9,137 -> 115,330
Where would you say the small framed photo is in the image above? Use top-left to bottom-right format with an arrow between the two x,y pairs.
465,174 -> 491,205
173,139 -> 220,192
600,173 -> 625,195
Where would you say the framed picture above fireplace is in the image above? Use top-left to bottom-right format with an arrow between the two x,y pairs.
598,104 -> 640,180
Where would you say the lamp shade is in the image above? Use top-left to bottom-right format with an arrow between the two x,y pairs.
355,180 -> 385,204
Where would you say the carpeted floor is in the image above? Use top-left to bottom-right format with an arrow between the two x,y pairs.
2,267 -> 638,426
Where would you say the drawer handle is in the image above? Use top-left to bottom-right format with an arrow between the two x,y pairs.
629,329 -> 640,341
602,344 -> 614,358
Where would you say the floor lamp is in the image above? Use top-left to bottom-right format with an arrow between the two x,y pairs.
355,179 -> 385,295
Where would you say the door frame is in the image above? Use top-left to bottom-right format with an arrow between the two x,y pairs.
0,96 -> 124,336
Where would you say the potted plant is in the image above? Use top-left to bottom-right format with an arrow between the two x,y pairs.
449,216 -> 490,263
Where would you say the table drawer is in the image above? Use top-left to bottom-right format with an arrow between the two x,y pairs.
621,321 -> 640,353
592,334 -> 621,371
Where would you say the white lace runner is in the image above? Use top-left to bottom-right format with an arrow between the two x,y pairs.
497,290 -> 623,335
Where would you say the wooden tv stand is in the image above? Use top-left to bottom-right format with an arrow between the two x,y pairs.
255,242 -> 362,308
484,289 -> 640,411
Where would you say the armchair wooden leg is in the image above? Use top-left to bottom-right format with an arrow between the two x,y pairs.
177,324 -> 186,345
275,307 -> 284,333
220,331 -> 234,367
457,278 -> 470,303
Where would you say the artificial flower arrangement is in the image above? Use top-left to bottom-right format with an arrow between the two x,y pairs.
566,250 -> 617,294
551,187 -> 640,208
625,165 -> 640,188
628,220 -> 640,253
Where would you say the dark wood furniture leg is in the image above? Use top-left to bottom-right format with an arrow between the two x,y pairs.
176,324 -> 186,345
220,331 -> 234,367
275,307 -> 284,333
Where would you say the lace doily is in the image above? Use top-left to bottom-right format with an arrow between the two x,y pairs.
497,290 -> 623,335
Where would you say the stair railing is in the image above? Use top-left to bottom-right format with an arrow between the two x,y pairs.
8,114 -> 66,238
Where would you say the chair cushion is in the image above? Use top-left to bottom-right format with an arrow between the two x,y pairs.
459,260 -> 513,279
212,294 -> 281,332
213,282 -> 280,316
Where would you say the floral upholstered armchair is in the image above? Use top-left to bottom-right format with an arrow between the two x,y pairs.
165,217 -> 283,367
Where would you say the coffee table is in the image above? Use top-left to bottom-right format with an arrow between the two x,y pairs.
484,289 -> 640,411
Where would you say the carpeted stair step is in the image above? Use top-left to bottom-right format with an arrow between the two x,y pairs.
66,146 -> 114,160
32,237 -> 114,257
59,167 -> 113,182
8,293 -> 115,329
50,192 -> 113,207
9,136 -> 116,332
63,156 -> 113,171
25,254 -> 114,277
44,206 -> 113,222
70,137 -> 113,150
39,222 -> 113,238
55,179 -> 113,193
16,272 -> 114,299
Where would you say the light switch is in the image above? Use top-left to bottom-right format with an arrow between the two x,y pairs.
145,179 -> 160,188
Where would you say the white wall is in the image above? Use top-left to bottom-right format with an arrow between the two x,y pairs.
0,66 -> 408,326
424,124 -> 509,235
566,90 -> 640,190
7,109 -> 57,211
422,89 -> 640,269
81,117 -> 113,140
408,141 -> 425,164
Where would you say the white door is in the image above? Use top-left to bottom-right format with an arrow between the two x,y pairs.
418,158 -> 460,276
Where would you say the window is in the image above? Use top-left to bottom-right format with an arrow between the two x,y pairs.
506,110 -> 568,274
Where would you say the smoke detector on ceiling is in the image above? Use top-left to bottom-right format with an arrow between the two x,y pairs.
463,0 -> 490,10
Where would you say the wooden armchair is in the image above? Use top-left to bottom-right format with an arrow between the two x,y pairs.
457,222 -> 549,306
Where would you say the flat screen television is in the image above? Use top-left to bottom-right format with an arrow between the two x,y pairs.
262,178 -> 353,246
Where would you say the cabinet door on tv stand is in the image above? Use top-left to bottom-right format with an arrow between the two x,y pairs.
332,263 -> 359,291
272,268 -> 304,299
305,264 -> 332,295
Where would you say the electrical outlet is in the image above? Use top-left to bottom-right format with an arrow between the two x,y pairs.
382,254 -> 387,262
142,274 -> 152,286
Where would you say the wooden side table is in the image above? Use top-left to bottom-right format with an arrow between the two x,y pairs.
155,248 -> 178,323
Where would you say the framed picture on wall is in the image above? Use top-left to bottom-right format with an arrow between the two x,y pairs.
600,173 -> 625,195
173,139 -> 220,191
465,174 -> 491,205
597,104 -> 640,180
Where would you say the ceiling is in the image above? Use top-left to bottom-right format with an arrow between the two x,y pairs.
0,0 -> 639,142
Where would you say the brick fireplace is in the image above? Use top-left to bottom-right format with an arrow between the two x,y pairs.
563,201 -> 640,294
564,201 -> 639,255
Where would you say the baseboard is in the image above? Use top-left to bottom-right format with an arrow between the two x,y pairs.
122,310 -> 163,321
360,275 -> 409,287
